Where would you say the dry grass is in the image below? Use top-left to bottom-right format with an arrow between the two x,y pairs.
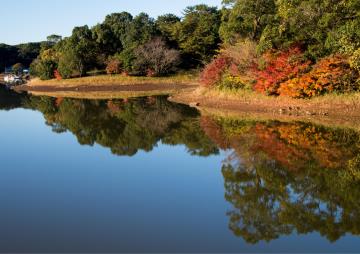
169,87 -> 360,130
194,87 -> 360,112
28,72 -> 199,88
29,88 -> 183,100
170,87 -> 360,128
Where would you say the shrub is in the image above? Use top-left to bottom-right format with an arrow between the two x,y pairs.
218,73 -> 250,90
200,56 -> 230,87
221,40 -> 258,75
278,55 -> 358,98
117,49 -> 136,73
31,59 -> 57,80
54,69 -> 62,80
12,63 -> 24,74
253,46 -> 311,95
106,58 -> 122,74
57,55 -> 73,79
350,48 -> 360,73
200,40 -> 257,88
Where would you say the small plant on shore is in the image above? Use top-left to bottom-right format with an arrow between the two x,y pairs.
54,69 -> 62,80
106,58 -> 122,74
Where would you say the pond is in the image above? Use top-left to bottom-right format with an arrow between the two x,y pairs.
0,87 -> 360,253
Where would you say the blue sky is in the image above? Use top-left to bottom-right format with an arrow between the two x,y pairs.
1,0 -> 222,45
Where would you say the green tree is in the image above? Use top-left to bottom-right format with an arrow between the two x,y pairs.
172,4 -> 221,65
258,0 -> 360,57
156,14 -> 180,46
92,12 -> 133,55
46,34 -> 62,44
219,0 -> 276,44
57,26 -> 98,77
121,13 -> 157,49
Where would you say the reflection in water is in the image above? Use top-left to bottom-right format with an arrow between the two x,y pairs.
1,86 -> 360,247
24,95 -> 219,157
202,116 -> 360,244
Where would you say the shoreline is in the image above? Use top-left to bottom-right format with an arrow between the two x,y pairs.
11,77 -> 360,127
13,81 -> 197,99
169,87 -> 360,128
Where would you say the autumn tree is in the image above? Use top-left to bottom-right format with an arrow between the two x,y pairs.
134,37 -> 180,76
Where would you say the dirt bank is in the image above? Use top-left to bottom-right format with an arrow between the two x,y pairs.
169,88 -> 360,128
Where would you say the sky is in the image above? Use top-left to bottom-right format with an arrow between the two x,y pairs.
0,0 -> 222,45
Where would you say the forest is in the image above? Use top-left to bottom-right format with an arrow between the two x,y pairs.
4,0 -> 360,98
0,43 -> 41,71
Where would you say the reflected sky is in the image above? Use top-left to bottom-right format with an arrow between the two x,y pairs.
0,89 -> 359,252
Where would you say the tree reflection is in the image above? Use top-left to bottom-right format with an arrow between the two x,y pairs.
203,116 -> 360,243
2,87 -> 360,244
24,95 -> 219,157
0,87 -> 26,110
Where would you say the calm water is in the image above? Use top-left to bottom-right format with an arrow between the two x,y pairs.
1,87 -> 360,253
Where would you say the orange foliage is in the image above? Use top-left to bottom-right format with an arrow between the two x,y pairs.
55,97 -> 64,107
253,47 -> 311,94
278,55 -> 354,98
106,59 -> 122,75
200,116 -> 230,150
201,118 -> 355,172
54,69 -> 62,80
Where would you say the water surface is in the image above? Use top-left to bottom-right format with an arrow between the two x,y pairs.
0,87 -> 360,253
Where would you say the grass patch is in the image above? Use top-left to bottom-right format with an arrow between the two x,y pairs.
29,71 -> 199,88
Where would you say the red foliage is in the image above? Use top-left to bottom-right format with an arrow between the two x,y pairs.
253,47 -> 311,94
107,100 -> 123,113
200,116 -> 230,150
54,69 -> 62,80
55,97 -> 64,107
146,69 -> 156,77
200,56 -> 231,87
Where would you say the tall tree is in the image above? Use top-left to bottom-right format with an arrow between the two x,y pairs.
219,0 -> 276,44
172,4 -> 221,65
57,26 -> 97,77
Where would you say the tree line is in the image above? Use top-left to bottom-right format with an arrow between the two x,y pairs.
4,0 -> 359,98
0,43 -> 41,71
30,5 -> 221,80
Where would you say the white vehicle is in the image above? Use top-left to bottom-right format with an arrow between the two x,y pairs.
4,74 -> 23,86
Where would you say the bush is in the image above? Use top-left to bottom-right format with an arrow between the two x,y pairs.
54,69 -> 62,80
278,55 -> 358,98
253,46 -> 312,95
350,48 -> 360,73
117,49 -> 136,73
31,59 -> 57,80
106,58 -> 122,74
200,56 -> 230,87
218,73 -> 250,90
57,55 -> 73,79
200,40 -> 257,88
12,63 -> 24,74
